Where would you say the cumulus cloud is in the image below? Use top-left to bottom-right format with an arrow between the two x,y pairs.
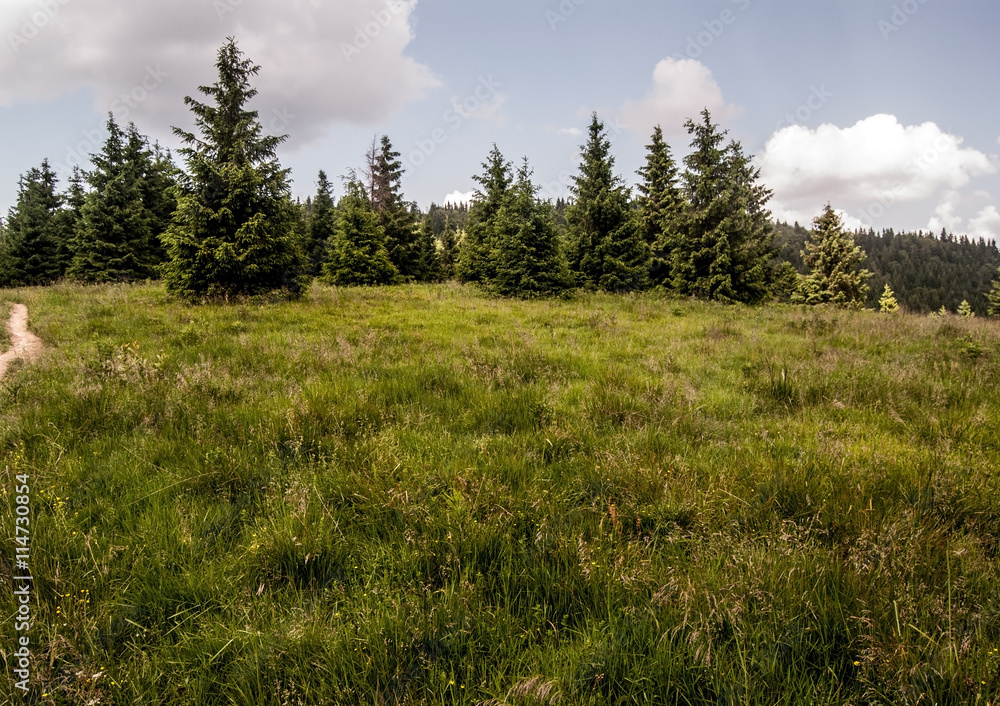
926,192 -> 964,233
620,58 -> 740,139
760,114 -> 998,228
443,190 -> 474,206
0,0 -> 438,144
969,206 -> 1000,239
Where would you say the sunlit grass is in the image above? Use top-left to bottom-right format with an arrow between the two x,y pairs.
1,281 -> 999,704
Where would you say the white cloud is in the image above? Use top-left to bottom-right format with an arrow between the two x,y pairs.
927,193 -> 964,233
760,114 -> 998,228
443,190 -> 474,206
969,206 -> 1000,239
620,58 -> 740,139
558,127 -> 583,137
0,0 -> 438,144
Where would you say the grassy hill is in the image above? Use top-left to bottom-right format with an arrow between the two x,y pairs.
2,283 -> 999,704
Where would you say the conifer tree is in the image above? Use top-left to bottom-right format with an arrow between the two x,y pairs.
566,113 -> 650,292
636,124 -> 684,287
672,109 -> 775,303
369,136 -> 420,280
457,145 -> 513,284
879,283 -> 899,313
439,219 -> 459,280
412,218 -> 443,283
796,204 -> 871,308
138,141 -> 179,263
493,159 -> 573,298
988,267 -> 1000,317
0,159 -> 67,286
162,37 -> 306,298
57,167 -> 88,262
306,170 -> 337,276
321,179 -> 399,286
958,299 -> 974,318
68,116 -> 161,282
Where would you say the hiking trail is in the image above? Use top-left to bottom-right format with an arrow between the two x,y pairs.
0,304 -> 43,380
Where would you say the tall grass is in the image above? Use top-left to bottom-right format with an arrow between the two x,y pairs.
1,282 -> 999,704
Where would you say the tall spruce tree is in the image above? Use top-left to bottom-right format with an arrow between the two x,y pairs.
636,124 -> 684,287
369,136 -> 421,281
672,109 -> 775,303
493,159 -> 573,297
56,167 -> 88,269
162,37 -> 306,298
138,141 -> 179,264
796,204 -> 871,308
439,219 -> 459,280
457,145 -> 513,285
68,116 -> 161,282
321,179 -> 399,286
0,159 -> 67,286
566,113 -> 650,292
306,170 -> 337,276
412,218 -> 443,283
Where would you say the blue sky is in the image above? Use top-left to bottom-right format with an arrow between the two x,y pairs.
2,0 -> 998,239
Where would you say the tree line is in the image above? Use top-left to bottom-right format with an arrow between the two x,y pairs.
2,37 -> 999,314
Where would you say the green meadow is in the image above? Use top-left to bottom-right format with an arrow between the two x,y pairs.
2,282 -> 999,704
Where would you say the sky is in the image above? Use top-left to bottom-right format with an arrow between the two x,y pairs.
1,0 -> 999,240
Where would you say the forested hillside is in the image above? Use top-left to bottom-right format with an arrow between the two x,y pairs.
776,222 -> 1000,314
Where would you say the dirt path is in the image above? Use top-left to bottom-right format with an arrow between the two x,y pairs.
0,304 -> 43,380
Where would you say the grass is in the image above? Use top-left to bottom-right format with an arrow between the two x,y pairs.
1,281 -> 999,704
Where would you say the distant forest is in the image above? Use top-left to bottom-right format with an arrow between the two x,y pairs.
775,222 -> 1000,314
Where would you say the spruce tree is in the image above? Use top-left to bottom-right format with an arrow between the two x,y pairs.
796,204 -> 871,308
879,283 -> 899,313
68,116 -> 161,282
958,299 -> 974,318
457,145 -> 513,285
565,113 -> 650,292
672,109 -> 775,303
439,219 -> 459,280
162,37 -> 306,298
369,136 -> 420,280
137,140 -> 179,264
636,124 -> 684,287
306,170 -> 337,276
0,159 -> 66,286
56,167 -> 88,268
988,267 -> 1000,317
493,159 -> 573,298
321,179 -> 399,286
412,218 -> 443,283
